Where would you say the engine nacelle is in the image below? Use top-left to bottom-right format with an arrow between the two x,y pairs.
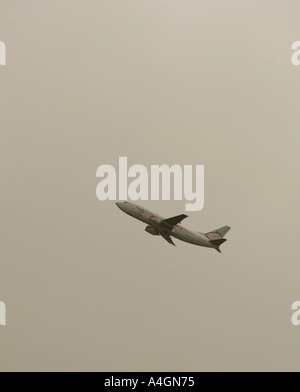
145,225 -> 158,236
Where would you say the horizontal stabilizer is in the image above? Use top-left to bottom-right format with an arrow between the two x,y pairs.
209,238 -> 227,247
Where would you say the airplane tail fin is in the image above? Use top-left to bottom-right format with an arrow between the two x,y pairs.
206,226 -> 231,253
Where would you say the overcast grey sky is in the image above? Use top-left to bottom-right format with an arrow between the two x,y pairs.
0,0 -> 300,371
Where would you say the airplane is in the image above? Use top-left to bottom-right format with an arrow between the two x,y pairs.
116,201 -> 231,252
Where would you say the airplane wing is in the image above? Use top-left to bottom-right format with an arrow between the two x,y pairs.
160,233 -> 177,246
159,214 -> 188,230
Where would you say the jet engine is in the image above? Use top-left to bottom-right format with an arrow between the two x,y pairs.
145,225 -> 159,236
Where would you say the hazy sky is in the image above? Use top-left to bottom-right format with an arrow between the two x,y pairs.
1,0 -> 300,371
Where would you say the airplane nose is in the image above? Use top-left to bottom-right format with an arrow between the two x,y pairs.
116,202 -> 127,210
116,201 -> 129,211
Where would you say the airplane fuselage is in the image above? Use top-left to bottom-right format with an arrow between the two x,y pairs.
116,201 -> 222,250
